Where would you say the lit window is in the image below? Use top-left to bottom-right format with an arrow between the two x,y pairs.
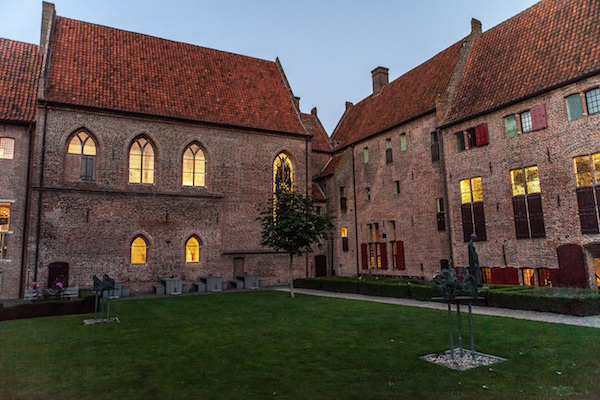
436,198 -> 446,231
131,236 -> 147,264
459,177 -> 486,241
0,138 -> 15,159
510,166 -> 545,239
341,227 -> 348,252
389,221 -> 397,269
573,153 -> 600,234
186,237 -> 200,263
0,203 -> 10,231
0,231 -> 7,260
537,268 -> 551,287
522,268 -> 535,286
520,111 -> 533,133
586,88 -> 600,115
129,137 -> 155,184
182,144 -> 205,187
566,94 -> 583,121
481,267 -> 492,284
273,153 -> 293,192
68,131 -> 97,181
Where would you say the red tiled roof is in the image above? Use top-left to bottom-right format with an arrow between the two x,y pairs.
302,113 -> 331,152
331,40 -> 464,148
312,182 -> 326,202
0,39 -> 40,123
317,153 -> 346,179
45,17 -> 306,135
447,0 -> 600,124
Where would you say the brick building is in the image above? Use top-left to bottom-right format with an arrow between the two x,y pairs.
320,0 -> 600,289
0,3 -> 319,299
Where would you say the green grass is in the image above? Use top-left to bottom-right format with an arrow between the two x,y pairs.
1,290 -> 599,399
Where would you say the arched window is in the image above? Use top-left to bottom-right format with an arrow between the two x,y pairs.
131,236 -> 147,264
273,153 -> 293,192
185,236 -> 200,263
182,144 -> 205,187
129,137 -> 155,184
67,132 -> 96,181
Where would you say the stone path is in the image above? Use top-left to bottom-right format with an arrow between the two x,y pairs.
273,287 -> 600,329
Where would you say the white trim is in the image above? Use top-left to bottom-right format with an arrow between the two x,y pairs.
0,199 -> 15,203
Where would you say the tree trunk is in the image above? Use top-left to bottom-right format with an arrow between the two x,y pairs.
289,253 -> 295,298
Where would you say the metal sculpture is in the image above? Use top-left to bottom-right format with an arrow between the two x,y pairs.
93,274 -> 115,321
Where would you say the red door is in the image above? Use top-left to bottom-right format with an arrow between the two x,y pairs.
556,244 -> 588,288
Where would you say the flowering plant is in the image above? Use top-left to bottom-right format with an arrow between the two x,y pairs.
32,282 -> 42,290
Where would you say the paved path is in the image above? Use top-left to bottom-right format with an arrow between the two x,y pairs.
273,287 -> 600,329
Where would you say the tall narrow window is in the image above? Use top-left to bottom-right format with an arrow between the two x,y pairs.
456,132 -> 466,152
436,198 -> 446,231
400,133 -> 407,151
586,88 -> 600,115
0,202 -> 9,260
521,268 -> 535,286
520,111 -> 533,133
394,180 -> 400,195
510,166 -> 546,239
129,137 -> 155,184
131,236 -> 148,265
460,177 -> 486,241
340,187 -> 347,212
574,153 -> 600,233
366,187 -> 371,201
466,128 -> 477,148
0,138 -> 15,159
386,138 -> 392,163
182,144 -> 206,187
566,94 -> 584,121
67,132 -> 97,181
389,221 -> 397,269
364,147 -> 369,164
186,237 -> 200,263
273,153 -> 293,193
341,227 -> 348,252
431,132 -> 440,161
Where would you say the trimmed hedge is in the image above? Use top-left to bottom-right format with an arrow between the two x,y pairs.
294,278 -> 600,316
0,296 -> 95,321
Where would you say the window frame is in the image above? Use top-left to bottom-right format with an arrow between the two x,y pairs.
128,136 -> 155,185
131,236 -> 148,265
585,87 -> 600,115
0,137 -> 15,160
510,165 -> 546,239
182,142 -> 206,188
185,236 -> 200,264
459,177 -> 487,241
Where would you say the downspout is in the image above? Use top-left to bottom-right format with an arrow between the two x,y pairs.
438,128 -> 454,267
352,145 -> 359,276
33,104 -> 48,282
19,123 -> 35,297
305,137 -> 309,278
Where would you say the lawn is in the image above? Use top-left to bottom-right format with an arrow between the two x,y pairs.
0,290 -> 598,400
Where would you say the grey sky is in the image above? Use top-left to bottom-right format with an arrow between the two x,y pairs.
0,0 -> 538,134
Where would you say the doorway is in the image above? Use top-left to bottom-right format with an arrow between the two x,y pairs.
556,244 -> 588,288
47,262 -> 69,288
233,257 -> 245,278
315,255 -> 327,277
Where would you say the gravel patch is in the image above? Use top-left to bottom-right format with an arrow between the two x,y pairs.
422,350 -> 506,371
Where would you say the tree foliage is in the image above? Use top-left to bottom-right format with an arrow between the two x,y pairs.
258,185 -> 333,297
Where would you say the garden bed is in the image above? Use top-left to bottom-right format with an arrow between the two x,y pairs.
0,296 -> 95,321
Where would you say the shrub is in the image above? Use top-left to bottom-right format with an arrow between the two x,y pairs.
358,282 -> 412,298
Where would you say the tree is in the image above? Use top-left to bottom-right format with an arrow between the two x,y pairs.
258,186 -> 333,298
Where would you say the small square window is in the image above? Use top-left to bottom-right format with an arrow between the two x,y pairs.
504,115 -> 518,137
520,111 -> 533,133
566,94 -> 584,121
0,138 -> 15,160
586,88 -> 600,115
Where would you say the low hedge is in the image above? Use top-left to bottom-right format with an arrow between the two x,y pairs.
358,281 -> 412,298
485,288 -> 600,316
0,296 -> 95,321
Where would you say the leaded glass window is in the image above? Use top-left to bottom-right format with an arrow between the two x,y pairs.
182,144 -> 205,187
129,137 -> 155,184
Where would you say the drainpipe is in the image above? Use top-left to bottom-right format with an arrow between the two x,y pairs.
438,128 -> 454,267
305,137 -> 309,278
33,104 -> 48,282
352,145 -> 359,276
19,123 -> 35,297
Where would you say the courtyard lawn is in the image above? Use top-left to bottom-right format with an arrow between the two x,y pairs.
0,291 -> 598,400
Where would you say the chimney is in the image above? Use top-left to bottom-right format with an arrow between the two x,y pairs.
293,96 -> 300,111
371,66 -> 389,95
471,18 -> 482,35
345,101 -> 353,111
40,2 -> 56,54
311,107 -> 317,117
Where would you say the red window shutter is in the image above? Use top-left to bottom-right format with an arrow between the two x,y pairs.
379,243 -> 388,270
490,267 -> 504,284
396,241 -> 405,270
530,104 -> 548,131
472,202 -> 487,240
461,204 -> 474,242
527,193 -> 546,238
549,268 -> 561,287
576,187 -> 599,234
360,243 -> 368,269
512,196 -> 530,239
475,123 -> 489,147
504,267 -> 520,285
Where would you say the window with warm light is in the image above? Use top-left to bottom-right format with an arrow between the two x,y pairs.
273,153 -> 293,192
182,144 -> 205,187
341,227 -> 348,252
0,138 -> 15,159
510,166 -> 545,239
129,137 -> 155,184
186,237 -> 200,263
68,131 -> 97,181
0,203 -> 10,231
573,153 -> 600,233
131,236 -> 147,264
522,268 -> 535,286
459,177 -> 486,241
